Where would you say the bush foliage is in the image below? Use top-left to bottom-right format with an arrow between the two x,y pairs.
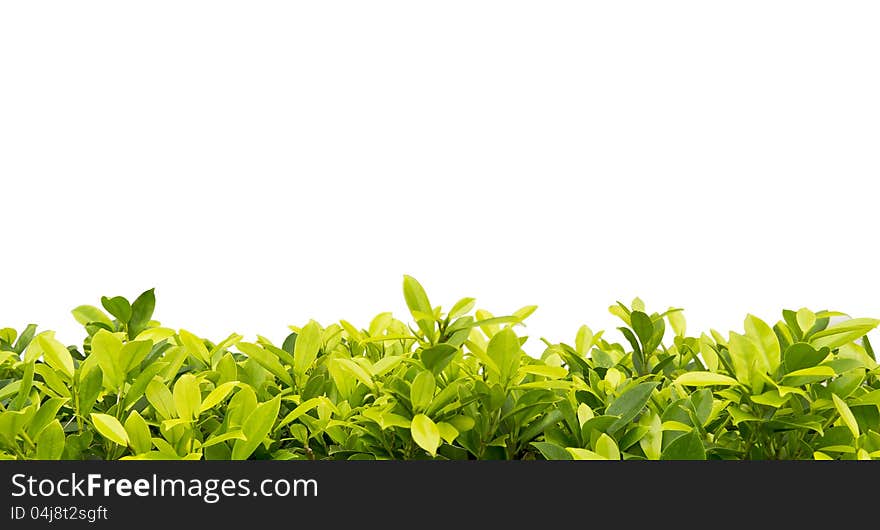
1,277 -> 878,460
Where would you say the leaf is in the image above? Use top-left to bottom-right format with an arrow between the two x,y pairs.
410,371 -> 436,413
91,413 -> 129,446
179,329 -> 211,364
832,394 -> 859,439
26,398 -> 68,439
660,431 -> 706,460
232,397 -> 281,460
128,288 -> 156,338
71,305 -> 113,327
783,343 -> 830,373
403,275 -> 434,339
202,431 -> 247,448
421,343 -> 458,374
35,420 -> 66,460
90,329 -> 125,391
120,340 -> 152,375
200,381 -> 239,413
146,379 -> 176,420
673,372 -> 740,387
436,422 -> 459,444
449,297 -> 476,319
411,414 -> 440,457
531,441 -> 572,460
781,366 -> 836,387
238,342 -> 293,386
173,373 -> 202,421
77,366 -> 104,416
796,308 -> 816,335
124,411 -> 152,454
728,332 -> 765,389
744,314 -> 781,374
519,365 -> 568,379
293,321 -> 322,384
631,311 -> 654,350
606,382 -> 658,432
101,296 -> 132,323
333,358 -> 374,388
639,412 -> 662,460
567,447 -> 606,460
278,397 -> 324,428
487,328 -> 522,387
37,334 -> 74,379
668,309 -> 686,337
575,325 -> 594,355
810,318 -> 880,349
595,433 -> 620,460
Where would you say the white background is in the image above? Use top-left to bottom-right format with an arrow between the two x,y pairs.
1,2 -> 878,354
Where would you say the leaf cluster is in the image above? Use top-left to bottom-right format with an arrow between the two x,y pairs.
1,278 -> 878,460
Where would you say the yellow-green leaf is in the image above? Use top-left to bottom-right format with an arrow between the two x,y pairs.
832,394 -> 859,439
91,413 -> 129,446
173,374 -> 202,421
673,371 -> 740,387
411,414 -> 440,457
37,334 -> 74,379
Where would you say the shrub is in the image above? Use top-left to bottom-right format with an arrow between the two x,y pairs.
1,276 -> 878,460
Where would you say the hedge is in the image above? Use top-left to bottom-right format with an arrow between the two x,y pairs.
1,276 -> 878,460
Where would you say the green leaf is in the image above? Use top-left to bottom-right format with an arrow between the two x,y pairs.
173,373 -> 202,421
101,296 -> 132,323
796,308 -> 816,335
783,342 -> 830,373
410,371 -> 436,413
91,413 -> 129,446
120,340 -> 152,375
411,414 -> 440,457
277,397 -> 324,428
728,332 -> 765,389
673,371 -> 740,387
146,379 -> 176,420
606,382 -> 658,432
421,343 -> 458,374
832,394 -> 859,439
811,318 -> 880,349
333,358 -> 374,388
487,328 -> 522,387
293,321 -> 322,385
744,314 -> 781,374
90,329 -> 125,390
124,411 -> 152,454
200,381 -> 239,413
660,431 -> 706,460
567,447 -> 606,460
595,433 -> 620,460
128,288 -> 156,338
668,310 -> 686,338
37,334 -> 74,379
202,431 -> 247,448
238,342 -> 293,386
26,398 -> 68,439
639,412 -> 662,460
781,366 -> 836,387
403,275 -> 435,340
35,420 -> 66,460
77,366 -> 104,416
519,365 -> 568,379
72,305 -> 113,327
179,329 -> 210,364
631,311 -> 654,350
531,441 -> 572,460
232,397 -> 281,460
